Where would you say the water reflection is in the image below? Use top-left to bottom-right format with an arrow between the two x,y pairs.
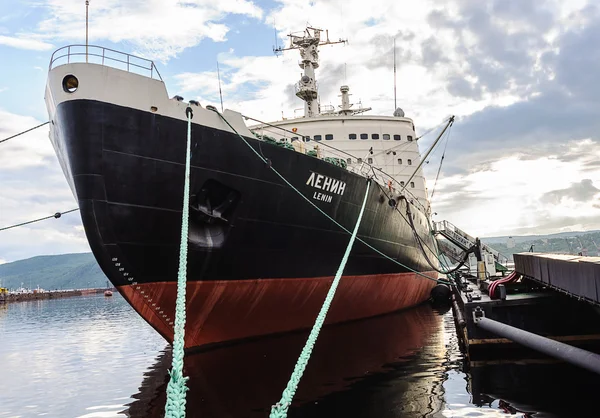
469,359 -> 600,417
5,293 -> 598,417
0,295 -> 165,418
126,304 -> 448,417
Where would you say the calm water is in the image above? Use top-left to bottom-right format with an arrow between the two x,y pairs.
1,294 -> 599,417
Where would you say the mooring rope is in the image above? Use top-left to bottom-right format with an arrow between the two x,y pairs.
270,179 -> 371,417
164,107 -> 193,418
0,208 -> 79,232
0,121 -> 49,144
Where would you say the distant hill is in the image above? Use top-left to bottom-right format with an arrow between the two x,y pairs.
0,253 -> 107,291
482,230 -> 600,244
481,231 -> 600,260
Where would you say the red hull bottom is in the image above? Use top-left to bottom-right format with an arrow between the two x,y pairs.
119,272 -> 438,349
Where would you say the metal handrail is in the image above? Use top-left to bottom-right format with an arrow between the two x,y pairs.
49,45 -> 162,81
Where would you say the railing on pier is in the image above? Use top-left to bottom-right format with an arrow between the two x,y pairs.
49,45 -> 163,81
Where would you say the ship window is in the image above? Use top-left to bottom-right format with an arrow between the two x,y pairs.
349,133 -> 357,140
383,134 -> 390,140
314,135 -> 322,141
304,136 -> 311,142
397,158 -> 402,164
325,134 -> 333,140
368,157 -> 373,164
347,158 -> 352,163
360,133 -> 368,139
62,74 -> 79,93
394,134 -> 401,140
358,158 -> 363,163
291,136 -> 299,141
410,182 -> 415,188
408,135 -> 413,141
400,181 -> 405,187
408,159 -> 412,165
372,133 -> 379,139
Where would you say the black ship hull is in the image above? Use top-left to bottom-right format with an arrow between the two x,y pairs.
50,99 -> 438,349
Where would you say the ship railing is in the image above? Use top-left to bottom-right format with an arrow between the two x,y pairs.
49,45 -> 163,81
320,104 -> 336,114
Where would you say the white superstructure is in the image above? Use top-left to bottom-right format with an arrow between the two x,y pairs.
250,27 -> 435,213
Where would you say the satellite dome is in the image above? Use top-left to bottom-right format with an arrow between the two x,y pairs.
301,75 -> 310,84
393,107 -> 405,117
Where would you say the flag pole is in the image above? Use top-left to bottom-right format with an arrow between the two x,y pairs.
85,1 -> 89,63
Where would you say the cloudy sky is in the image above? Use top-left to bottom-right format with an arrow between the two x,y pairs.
1,0 -> 600,263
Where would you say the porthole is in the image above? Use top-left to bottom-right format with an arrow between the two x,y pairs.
62,74 -> 79,93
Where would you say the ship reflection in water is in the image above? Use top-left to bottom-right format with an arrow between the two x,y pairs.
126,304 -> 448,417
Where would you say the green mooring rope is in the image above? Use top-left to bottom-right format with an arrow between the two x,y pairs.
164,107 -> 193,418
270,179 -> 371,418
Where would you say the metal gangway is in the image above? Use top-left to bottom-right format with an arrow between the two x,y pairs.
434,220 -> 509,277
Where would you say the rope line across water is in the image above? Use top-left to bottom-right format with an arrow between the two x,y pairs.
164,107 -> 194,418
270,179 -> 371,418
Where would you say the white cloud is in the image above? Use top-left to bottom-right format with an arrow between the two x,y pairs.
0,109 -> 88,262
31,0 -> 264,61
173,0 -> 559,126
0,109 -> 54,169
431,140 -> 600,236
0,35 -> 53,51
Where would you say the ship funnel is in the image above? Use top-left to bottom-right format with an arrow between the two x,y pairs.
340,85 -> 351,114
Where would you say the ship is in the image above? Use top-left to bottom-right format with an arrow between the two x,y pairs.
45,27 -> 444,350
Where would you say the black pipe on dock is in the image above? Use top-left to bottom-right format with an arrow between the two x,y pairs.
473,309 -> 600,375
452,298 -> 466,328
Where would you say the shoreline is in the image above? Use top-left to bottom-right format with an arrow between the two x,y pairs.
0,288 -> 115,303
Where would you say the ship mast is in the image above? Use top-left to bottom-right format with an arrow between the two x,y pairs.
275,27 -> 346,118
